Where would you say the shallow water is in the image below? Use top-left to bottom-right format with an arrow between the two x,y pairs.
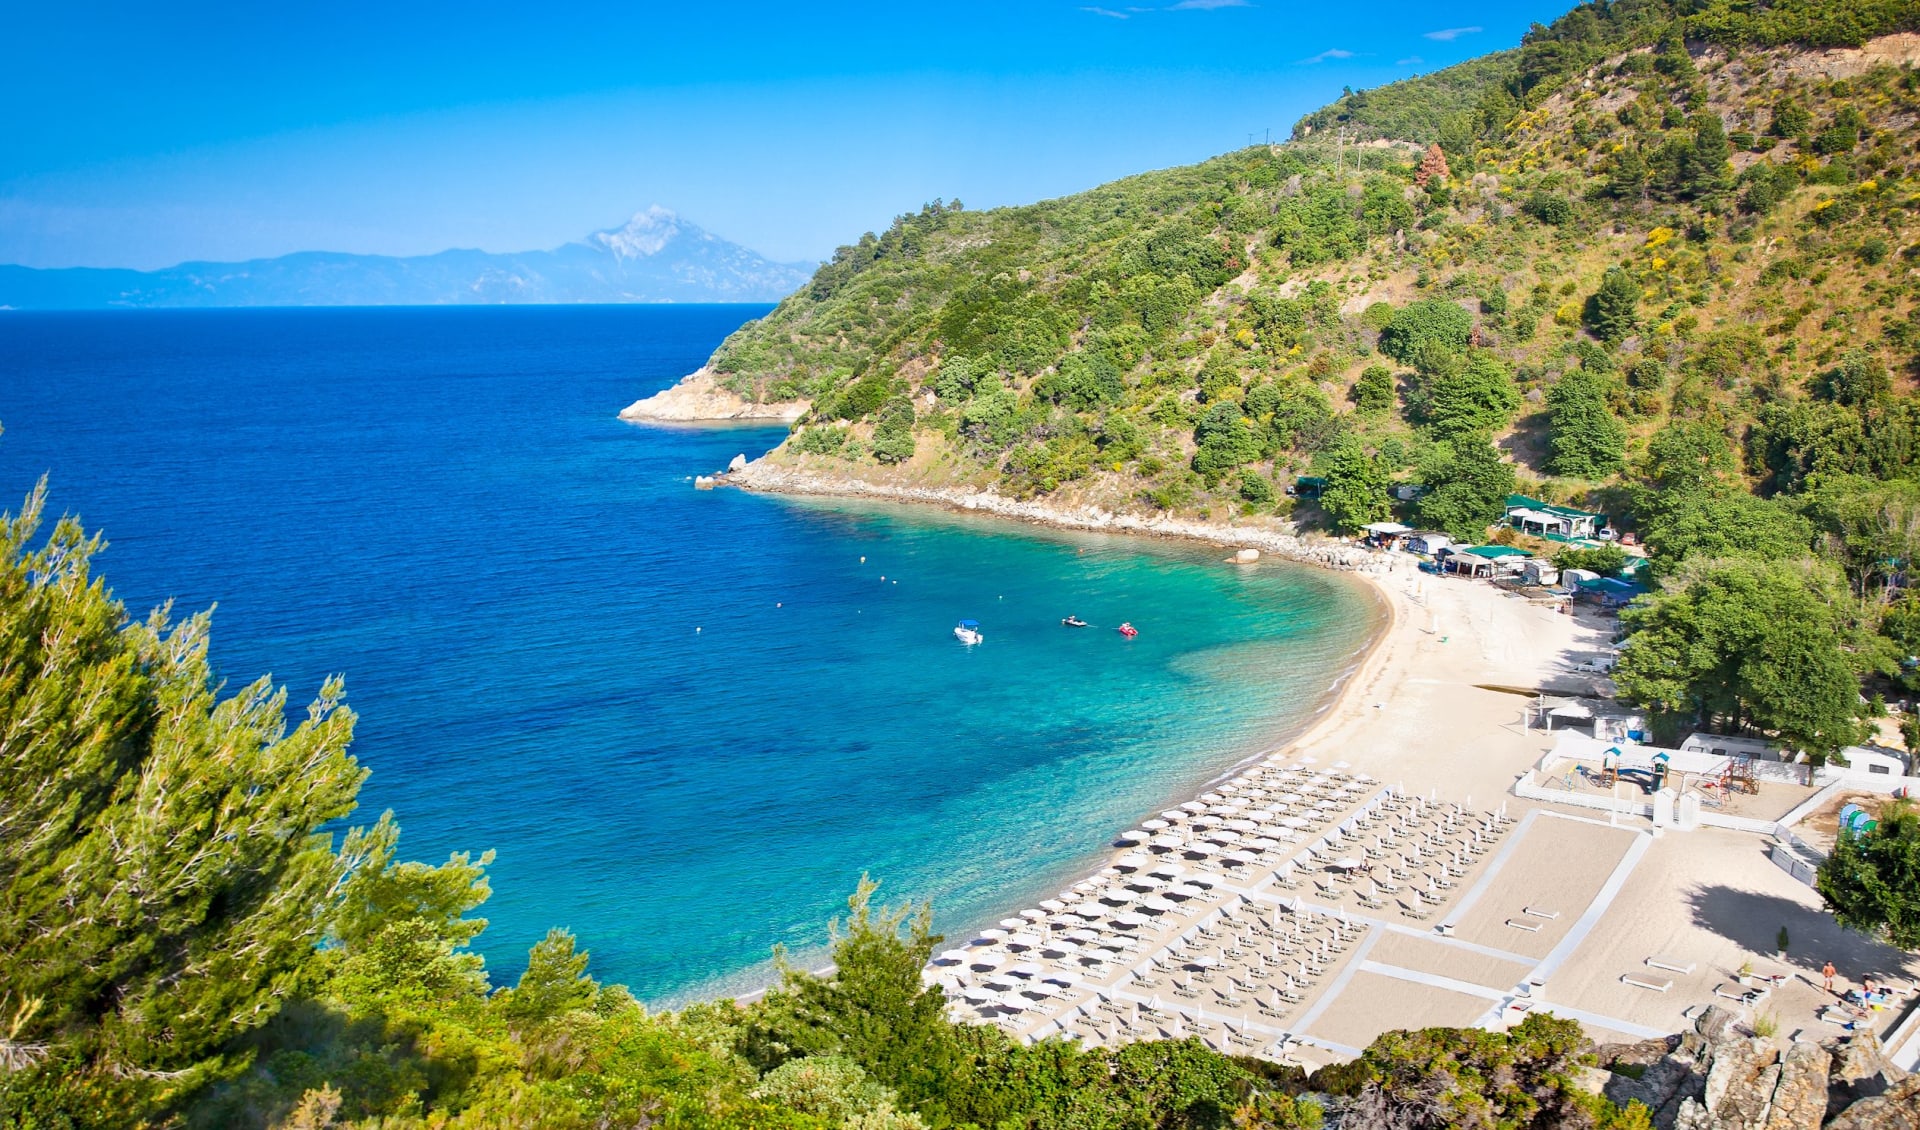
0,305 -> 1378,1001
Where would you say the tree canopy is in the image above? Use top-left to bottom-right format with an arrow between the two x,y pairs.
1613,558 -> 1867,759
1817,799 -> 1920,950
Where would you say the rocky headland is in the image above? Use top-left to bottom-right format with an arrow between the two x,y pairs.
618,367 -> 810,423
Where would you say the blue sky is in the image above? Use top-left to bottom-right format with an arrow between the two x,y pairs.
1,1 -> 1571,269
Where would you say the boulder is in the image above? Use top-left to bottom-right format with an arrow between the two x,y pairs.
1825,1075 -> 1920,1130
1825,1030 -> 1908,1115
728,453 -> 748,473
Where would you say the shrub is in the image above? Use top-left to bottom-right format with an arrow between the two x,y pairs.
1524,191 -> 1573,226
1378,299 -> 1473,366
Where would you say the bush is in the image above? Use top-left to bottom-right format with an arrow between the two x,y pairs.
870,398 -> 918,464
1351,365 -> 1397,416
793,425 -> 850,456
1524,191 -> 1573,225
1379,299 -> 1474,366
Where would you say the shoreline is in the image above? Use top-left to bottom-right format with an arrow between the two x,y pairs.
725,461 -> 1393,575
699,566 -> 1397,1013
691,459 -> 1419,1004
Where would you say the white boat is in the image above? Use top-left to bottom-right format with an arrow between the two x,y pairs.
954,619 -> 983,645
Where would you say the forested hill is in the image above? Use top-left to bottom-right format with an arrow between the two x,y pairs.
705,0 -> 1920,756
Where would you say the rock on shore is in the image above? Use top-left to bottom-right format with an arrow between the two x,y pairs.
1597,1007 -> 1912,1130
727,462 -> 1392,574
618,368 -> 809,423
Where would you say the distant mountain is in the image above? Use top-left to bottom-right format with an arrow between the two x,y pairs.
0,207 -> 814,308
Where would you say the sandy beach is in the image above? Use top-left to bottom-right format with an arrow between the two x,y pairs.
722,472 -> 1919,1060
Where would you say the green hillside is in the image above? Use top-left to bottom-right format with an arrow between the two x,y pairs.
711,0 -> 1920,753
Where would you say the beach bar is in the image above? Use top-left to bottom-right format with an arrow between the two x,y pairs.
1504,494 -> 1605,540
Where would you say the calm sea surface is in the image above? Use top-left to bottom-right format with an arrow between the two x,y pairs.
0,306 -> 1377,1001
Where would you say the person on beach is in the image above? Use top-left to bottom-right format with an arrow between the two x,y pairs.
1823,960 -> 1838,992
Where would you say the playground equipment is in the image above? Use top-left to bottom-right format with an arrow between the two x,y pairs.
1682,756 -> 1759,809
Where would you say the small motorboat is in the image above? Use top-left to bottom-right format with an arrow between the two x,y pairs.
1061,615 -> 1089,628
1117,621 -> 1138,639
954,619 -> 984,645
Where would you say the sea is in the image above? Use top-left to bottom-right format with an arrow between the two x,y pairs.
0,305 -> 1379,1003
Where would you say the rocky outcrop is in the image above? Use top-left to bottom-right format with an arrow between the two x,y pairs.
725,463 -> 1395,574
1824,1076 -> 1920,1130
1826,1030 -> 1908,1116
1598,1009 -> 1912,1130
618,368 -> 809,423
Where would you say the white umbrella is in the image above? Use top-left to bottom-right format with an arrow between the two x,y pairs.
1040,899 -> 1066,911
1183,842 -> 1219,856
1333,857 -> 1363,871
936,948 -> 970,964
1148,863 -> 1187,879
1142,818 -> 1171,831
1225,850 -> 1259,865
1115,912 -> 1150,928
1067,927 -> 1100,941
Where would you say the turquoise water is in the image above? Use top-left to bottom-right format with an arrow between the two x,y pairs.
0,307 -> 1379,1002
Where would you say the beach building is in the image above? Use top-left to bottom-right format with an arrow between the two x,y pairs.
1361,521 -> 1413,549
1504,494 -> 1606,541
1292,476 -> 1326,500
1442,545 -> 1530,578
1518,559 -> 1559,587
1403,532 -> 1451,556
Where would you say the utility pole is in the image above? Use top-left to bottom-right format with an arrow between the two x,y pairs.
1336,127 -> 1346,175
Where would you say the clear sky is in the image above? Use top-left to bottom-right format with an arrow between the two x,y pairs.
1,1 -> 1572,269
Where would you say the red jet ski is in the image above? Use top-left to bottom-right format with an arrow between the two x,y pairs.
1117,622 -> 1138,639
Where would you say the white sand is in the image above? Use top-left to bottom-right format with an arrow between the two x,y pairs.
933,549 -> 1920,1059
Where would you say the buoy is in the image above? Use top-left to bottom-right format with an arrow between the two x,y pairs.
696,627 -> 702,633
860,556 -> 866,564
776,602 -> 783,608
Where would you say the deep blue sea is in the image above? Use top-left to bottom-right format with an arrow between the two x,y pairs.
0,306 -> 1377,1002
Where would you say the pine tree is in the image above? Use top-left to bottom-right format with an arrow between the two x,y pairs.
1584,267 -> 1641,345
500,928 -> 598,1023
0,481 -> 367,1075
1413,143 -> 1450,188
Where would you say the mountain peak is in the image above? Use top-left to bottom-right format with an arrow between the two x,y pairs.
588,205 -> 690,260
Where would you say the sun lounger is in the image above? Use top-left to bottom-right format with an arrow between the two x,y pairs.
1621,974 -> 1673,992
1646,956 -> 1695,974
1714,983 -> 1769,1006
1521,907 -> 1560,920
1506,918 -> 1542,932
